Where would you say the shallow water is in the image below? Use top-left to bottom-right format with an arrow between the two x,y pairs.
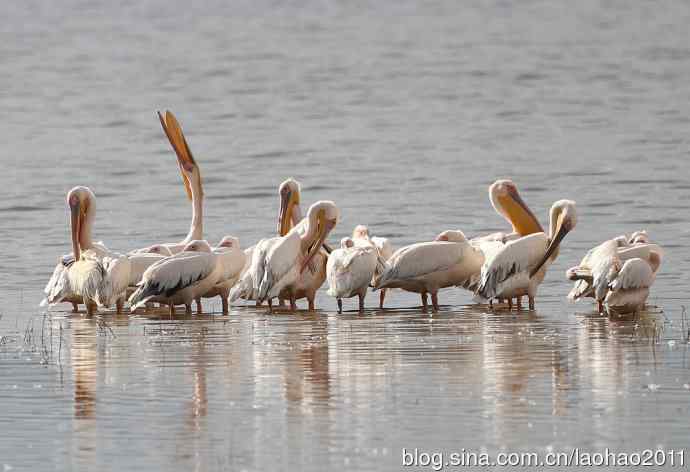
2,0 -> 690,470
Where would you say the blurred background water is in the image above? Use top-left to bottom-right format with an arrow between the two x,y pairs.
1,0 -> 690,470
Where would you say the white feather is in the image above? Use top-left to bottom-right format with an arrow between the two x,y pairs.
327,246 -> 377,299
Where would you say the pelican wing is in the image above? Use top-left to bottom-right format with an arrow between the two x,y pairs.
609,258 -> 654,291
257,233 -> 301,302
228,245 -> 260,302
215,247 -> 247,284
129,252 -> 217,308
96,254 -> 131,307
377,241 -> 481,289
476,233 -> 548,300
42,260 -> 72,306
618,243 -> 664,269
127,253 -> 167,286
327,247 -> 377,298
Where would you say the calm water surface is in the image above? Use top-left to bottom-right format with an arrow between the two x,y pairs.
2,1 -> 690,470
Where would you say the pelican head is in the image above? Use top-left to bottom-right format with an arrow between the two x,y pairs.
341,237 -> 355,249
67,186 -> 96,261
489,179 -> 543,236
352,225 -> 370,240
158,110 -> 202,201
300,201 -> 339,273
530,199 -> 577,277
278,178 -> 302,236
183,240 -> 212,253
613,235 -> 629,247
217,236 -> 240,249
145,244 -> 173,256
629,230 -> 649,245
435,230 -> 468,243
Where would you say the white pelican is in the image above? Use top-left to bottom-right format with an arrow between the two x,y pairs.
228,179 -> 305,304
195,236 -> 247,314
326,237 -> 379,313
129,240 -> 223,316
476,199 -> 578,309
276,179 -> 330,308
352,225 -> 393,308
230,178 -> 330,308
97,111 -> 207,311
43,187 -> 107,315
605,253 -> 661,314
131,110 -> 204,255
375,230 -> 485,312
253,201 -> 339,311
371,179 -> 543,312
567,232 -> 663,313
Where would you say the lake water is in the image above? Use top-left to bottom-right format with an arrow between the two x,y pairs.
1,0 -> 690,470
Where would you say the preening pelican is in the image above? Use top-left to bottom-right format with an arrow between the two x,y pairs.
43,187 -> 107,315
129,240 -> 223,316
352,225 -> 393,308
476,199 -> 578,309
229,179 -> 306,304
327,237 -> 379,313
567,232 -> 663,313
276,178 -> 330,308
230,178 -> 330,309
605,254 -> 661,314
251,201 -> 339,311
375,230 -> 485,312
195,236 -> 247,314
131,110 -> 204,255
371,180 -> 543,312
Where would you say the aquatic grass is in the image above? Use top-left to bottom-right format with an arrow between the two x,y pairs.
12,311 -> 67,366
681,305 -> 689,343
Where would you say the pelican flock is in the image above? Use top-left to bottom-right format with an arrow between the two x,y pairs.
42,111 -> 664,317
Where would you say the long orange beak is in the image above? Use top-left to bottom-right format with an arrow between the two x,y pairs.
278,190 -> 294,236
530,213 -> 569,277
158,110 -> 198,201
300,213 -> 336,274
499,188 -> 543,236
70,200 -> 82,261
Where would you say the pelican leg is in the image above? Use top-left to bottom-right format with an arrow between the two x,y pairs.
431,291 -> 439,312
508,298 -> 513,310
169,304 -> 175,317
71,302 -> 79,313
86,301 -> 97,316
379,289 -> 386,309
221,297 -> 229,315
528,296 -> 535,310
421,292 -> 429,312
358,293 -> 365,312
597,301 -> 603,314
308,297 -> 315,312
268,299 -> 273,313
337,298 -> 343,314
185,303 -> 192,315
290,295 -> 297,312
516,297 -> 522,310
116,298 -> 124,314
195,297 -> 202,315
278,298 -> 286,307
489,299 -> 493,308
